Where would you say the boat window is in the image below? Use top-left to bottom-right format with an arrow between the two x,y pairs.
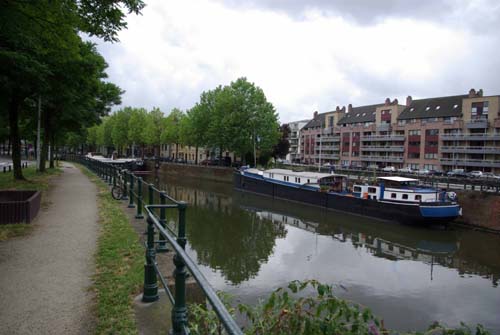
307,179 -> 310,183
388,244 -> 394,251
368,187 -> 376,193
283,176 -> 286,181
399,248 -> 405,254
298,178 -> 301,183
391,193 -> 396,199
415,195 -> 422,201
373,196 -> 377,200
353,186 -> 362,192
402,194 -> 408,200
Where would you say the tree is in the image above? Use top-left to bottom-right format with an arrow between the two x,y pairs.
161,108 -> 185,159
144,108 -> 165,157
128,108 -> 148,158
181,104 -> 211,164
111,108 -> 132,155
0,0 -> 141,179
272,124 -> 291,159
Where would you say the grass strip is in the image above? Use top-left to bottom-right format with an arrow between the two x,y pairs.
78,164 -> 144,335
0,166 -> 62,241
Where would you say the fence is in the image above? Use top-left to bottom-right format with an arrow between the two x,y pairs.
69,155 -> 242,335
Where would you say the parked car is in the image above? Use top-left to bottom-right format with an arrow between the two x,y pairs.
416,169 -> 430,175
398,167 -> 413,173
382,166 -> 396,172
429,169 -> 444,176
468,171 -> 483,178
447,169 -> 467,178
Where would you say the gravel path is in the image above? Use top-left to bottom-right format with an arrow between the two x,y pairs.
0,162 -> 98,334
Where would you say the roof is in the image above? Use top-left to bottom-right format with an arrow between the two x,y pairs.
302,112 -> 328,129
398,95 -> 466,120
265,168 -> 332,179
378,176 -> 419,182
337,104 -> 384,124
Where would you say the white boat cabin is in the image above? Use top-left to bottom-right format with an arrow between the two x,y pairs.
262,169 -> 330,186
353,177 -> 440,203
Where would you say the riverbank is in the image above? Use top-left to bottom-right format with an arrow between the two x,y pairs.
76,165 -> 144,334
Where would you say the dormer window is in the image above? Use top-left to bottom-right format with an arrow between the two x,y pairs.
425,107 -> 430,111
356,113 -> 360,117
372,112 -> 376,115
362,113 -> 366,116
453,104 -> 458,109
410,108 -> 414,112
435,106 -> 440,110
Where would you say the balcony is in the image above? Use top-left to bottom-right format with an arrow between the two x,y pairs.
320,154 -> 340,159
440,158 -> 500,168
361,146 -> 404,152
440,146 -> 500,154
441,133 -> 500,141
361,135 -> 405,142
377,123 -> 391,132
321,136 -> 340,142
315,145 -> 340,151
361,155 -> 404,163
466,119 -> 489,129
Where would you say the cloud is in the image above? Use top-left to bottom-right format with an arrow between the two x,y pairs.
94,0 -> 500,123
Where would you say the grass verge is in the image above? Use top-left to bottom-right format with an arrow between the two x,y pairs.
77,164 -> 143,335
0,166 -> 62,241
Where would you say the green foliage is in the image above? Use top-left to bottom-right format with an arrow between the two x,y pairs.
128,108 -> 148,145
111,107 -> 133,152
272,124 -> 291,159
144,107 -> 165,146
187,280 -> 491,335
161,108 -> 185,145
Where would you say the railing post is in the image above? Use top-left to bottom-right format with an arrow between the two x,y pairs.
108,165 -> 113,185
136,177 -> 144,219
157,191 -> 169,253
171,201 -> 188,334
112,167 -> 117,188
142,216 -> 159,302
121,170 -> 128,200
148,183 -> 154,205
128,172 -> 135,208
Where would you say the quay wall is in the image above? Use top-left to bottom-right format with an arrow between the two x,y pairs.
147,161 -> 499,232
146,161 -> 234,184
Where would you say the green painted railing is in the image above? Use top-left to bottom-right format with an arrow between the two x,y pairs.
69,155 -> 243,335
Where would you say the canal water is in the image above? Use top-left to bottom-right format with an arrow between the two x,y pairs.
146,173 -> 500,333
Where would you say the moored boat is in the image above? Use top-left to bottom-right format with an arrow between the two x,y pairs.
234,168 -> 461,224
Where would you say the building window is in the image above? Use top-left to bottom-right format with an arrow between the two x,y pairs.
424,153 -> 437,159
471,101 -> 489,119
408,153 -> 420,159
409,129 -> 421,136
426,129 -> 439,136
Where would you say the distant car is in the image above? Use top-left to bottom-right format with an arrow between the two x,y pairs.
468,171 -> 483,178
398,167 -> 413,173
429,170 -> 444,176
447,169 -> 467,178
382,166 -> 396,172
416,169 -> 430,175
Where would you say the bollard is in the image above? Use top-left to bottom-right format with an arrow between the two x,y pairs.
128,172 -> 135,208
136,177 -> 144,219
108,165 -> 113,185
157,191 -> 169,253
142,216 -> 159,302
171,202 -> 188,334
113,167 -> 117,188
148,183 -> 154,205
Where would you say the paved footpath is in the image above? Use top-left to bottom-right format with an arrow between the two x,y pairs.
0,162 -> 98,334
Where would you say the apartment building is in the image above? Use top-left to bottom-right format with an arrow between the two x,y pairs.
298,89 -> 500,173
285,119 -> 309,163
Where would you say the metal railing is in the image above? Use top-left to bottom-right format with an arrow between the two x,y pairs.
68,154 -> 243,335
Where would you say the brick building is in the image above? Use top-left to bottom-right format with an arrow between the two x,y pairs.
298,89 -> 500,173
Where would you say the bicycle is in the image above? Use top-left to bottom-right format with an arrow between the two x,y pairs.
111,169 -> 126,200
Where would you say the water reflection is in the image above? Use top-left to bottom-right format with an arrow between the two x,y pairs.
147,174 -> 500,331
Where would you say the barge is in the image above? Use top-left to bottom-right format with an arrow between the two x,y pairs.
234,168 -> 461,224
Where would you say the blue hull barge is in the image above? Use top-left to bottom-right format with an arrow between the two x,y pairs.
234,168 -> 461,224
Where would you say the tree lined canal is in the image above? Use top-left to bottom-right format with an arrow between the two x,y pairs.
146,173 -> 500,332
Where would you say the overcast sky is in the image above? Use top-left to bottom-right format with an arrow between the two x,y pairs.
95,0 -> 500,123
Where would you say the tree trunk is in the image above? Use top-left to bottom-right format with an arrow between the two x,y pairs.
8,96 -> 24,180
39,108 -> 50,173
49,133 -> 55,168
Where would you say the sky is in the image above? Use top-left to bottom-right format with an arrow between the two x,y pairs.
94,0 -> 500,123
